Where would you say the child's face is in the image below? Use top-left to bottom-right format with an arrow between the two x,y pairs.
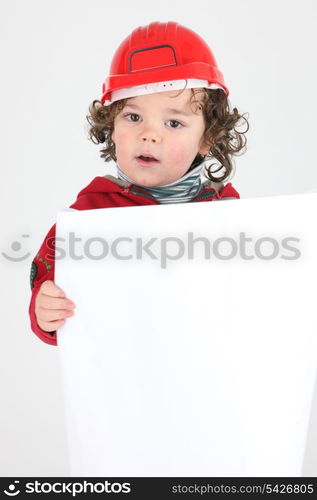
112,89 -> 209,187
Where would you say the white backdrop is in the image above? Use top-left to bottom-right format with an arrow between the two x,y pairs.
1,0 -> 317,476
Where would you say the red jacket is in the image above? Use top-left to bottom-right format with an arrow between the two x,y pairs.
29,175 -> 239,346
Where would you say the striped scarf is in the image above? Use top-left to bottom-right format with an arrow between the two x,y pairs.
116,160 -> 205,204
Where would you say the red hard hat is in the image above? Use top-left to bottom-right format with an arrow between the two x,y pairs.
101,21 -> 228,105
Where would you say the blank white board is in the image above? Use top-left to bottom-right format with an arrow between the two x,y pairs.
55,193 -> 317,476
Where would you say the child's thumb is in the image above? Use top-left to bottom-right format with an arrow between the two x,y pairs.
41,280 -> 65,297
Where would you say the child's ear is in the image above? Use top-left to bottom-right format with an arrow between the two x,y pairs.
111,127 -> 117,143
198,141 -> 210,156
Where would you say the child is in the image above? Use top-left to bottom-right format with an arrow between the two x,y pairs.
29,21 -> 249,345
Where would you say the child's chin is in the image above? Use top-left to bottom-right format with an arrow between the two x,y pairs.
133,177 -> 162,187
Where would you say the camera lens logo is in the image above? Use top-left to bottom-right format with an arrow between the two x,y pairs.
2,235 -> 30,262
3,481 -> 20,496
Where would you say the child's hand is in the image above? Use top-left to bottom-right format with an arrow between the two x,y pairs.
35,280 -> 75,332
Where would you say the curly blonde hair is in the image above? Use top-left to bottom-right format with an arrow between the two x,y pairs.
86,88 -> 249,183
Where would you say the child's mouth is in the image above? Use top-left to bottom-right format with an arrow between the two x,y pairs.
136,155 -> 160,166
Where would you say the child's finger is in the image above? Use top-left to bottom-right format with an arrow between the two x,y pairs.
39,295 -> 75,311
38,308 -> 74,322
40,280 -> 65,298
38,318 -> 66,332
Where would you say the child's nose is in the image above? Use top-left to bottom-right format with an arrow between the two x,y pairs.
138,125 -> 162,144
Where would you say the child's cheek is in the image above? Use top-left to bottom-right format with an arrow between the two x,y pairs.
114,129 -> 132,152
115,128 -> 128,142
169,143 -> 191,166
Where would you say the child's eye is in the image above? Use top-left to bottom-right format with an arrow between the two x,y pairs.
124,113 -> 140,122
166,119 -> 183,129
122,113 -> 183,128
